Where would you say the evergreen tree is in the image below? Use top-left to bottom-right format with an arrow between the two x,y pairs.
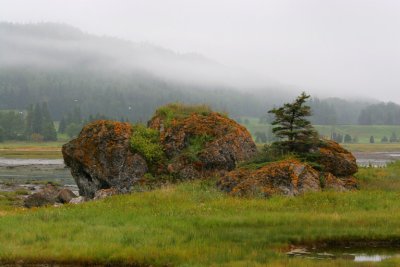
268,92 -> 318,152
381,136 -> 388,143
58,117 -> 67,133
337,133 -> 343,143
0,127 -> 4,142
25,104 -> 34,137
344,134 -> 352,143
32,103 -> 43,134
41,102 -> 57,141
390,132 -> 398,143
72,106 -> 82,124
42,122 -> 57,141
370,136 -> 375,143
66,123 -> 81,138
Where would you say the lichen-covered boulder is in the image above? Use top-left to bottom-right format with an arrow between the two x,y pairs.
315,140 -> 358,177
149,110 -> 257,178
217,159 -> 321,197
62,120 -> 148,198
24,184 -> 59,208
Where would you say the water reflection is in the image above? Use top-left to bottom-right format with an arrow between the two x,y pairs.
354,255 -> 392,262
287,247 -> 400,262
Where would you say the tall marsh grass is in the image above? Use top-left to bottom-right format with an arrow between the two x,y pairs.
1,163 -> 400,265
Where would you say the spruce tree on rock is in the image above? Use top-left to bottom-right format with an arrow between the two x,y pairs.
268,92 -> 318,152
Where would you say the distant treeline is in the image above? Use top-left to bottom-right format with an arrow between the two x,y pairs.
0,68 -> 276,122
358,102 -> 400,125
0,68 -> 383,126
0,102 -> 116,142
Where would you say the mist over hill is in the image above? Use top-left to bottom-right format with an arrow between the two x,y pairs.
0,22 -> 378,124
0,22 -> 297,120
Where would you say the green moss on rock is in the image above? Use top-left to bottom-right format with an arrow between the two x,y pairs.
130,124 -> 165,165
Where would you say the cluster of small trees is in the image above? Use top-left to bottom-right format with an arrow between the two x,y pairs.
331,132 -> 358,143
380,133 -> 399,143
0,102 -> 57,142
25,103 -> 57,141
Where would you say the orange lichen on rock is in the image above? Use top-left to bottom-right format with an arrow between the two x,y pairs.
149,111 -> 257,179
316,140 -> 358,177
62,120 -> 148,198
218,159 -> 321,197
218,150 -> 359,197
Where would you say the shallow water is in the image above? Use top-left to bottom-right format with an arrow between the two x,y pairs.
287,247 -> 400,262
0,157 -> 74,186
354,151 -> 400,167
0,157 -> 64,166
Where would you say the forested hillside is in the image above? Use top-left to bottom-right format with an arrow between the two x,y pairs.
0,22 -> 383,127
0,22 -> 293,121
358,102 -> 400,125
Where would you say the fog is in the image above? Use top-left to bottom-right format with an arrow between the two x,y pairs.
1,0 -> 400,102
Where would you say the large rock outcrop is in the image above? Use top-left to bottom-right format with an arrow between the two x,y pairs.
217,159 -> 321,197
62,106 -> 257,198
62,120 -> 148,198
149,111 -> 257,179
218,140 -> 359,197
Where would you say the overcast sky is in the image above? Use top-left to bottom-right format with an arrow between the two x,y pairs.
1,0 -> 400,102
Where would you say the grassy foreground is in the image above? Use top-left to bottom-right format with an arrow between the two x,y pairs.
1,163 -> 400,266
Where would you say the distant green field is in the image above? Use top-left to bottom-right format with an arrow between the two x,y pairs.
240,117 -> 400,144
0,141 -> 63,159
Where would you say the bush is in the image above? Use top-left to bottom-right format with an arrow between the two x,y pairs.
370,136 -> 375,143
130,124 -> 165,165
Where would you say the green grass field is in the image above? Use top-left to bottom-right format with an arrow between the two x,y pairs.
0,141 -> 63,159
1,162 -> 400,266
